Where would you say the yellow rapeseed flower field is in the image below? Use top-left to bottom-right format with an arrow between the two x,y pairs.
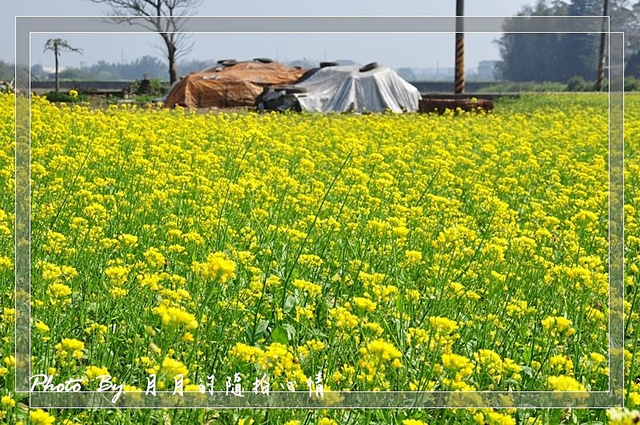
0,92 -> 638,423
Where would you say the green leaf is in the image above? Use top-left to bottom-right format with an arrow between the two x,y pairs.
282,324 -> 296,341
271,325 -> 289,345
255,319 -> 270,336
247,319 -> 270,341
520,365 -> 534,378
284,295 -> 297,313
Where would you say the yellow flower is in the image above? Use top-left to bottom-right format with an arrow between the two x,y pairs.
484,410 -> 516,425
4,356 -> 15,368
229,343 -> 264,363
0,255 -> 12,271
86,365 -> 110,380
47,282 -> 72,299
429,316 -> 458,333
7,91 -> 624,400
0,395 -> 15,409
29,409 -> 56,425
361,339 -> 402,362
305,339 -> 326,351
541,316 -> 576,336
159,357 -> 189,381
327,306 -> 359,329
35,321 -> 50,333
110,287 -> 128,298
292,279 -> 322,296
549,355 -> 573,374
104,265 -> 129,286
55,338 -> 84,359
118,233 -> 138,247
0,308 -> 14,323
403,250 -> 423,265
144,247 -> 165,268
194,252 -> 236,283
353,297 -> 376,313
402,420 -> 428,425
547,375 -> 586,391
258,343 -> 306,380
607,408 -> 640,424
152,304 -> 198,330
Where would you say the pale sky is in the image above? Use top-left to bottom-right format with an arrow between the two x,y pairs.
4,0 -> 534,71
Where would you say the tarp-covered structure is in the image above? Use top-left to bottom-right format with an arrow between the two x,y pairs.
164,60 -> 306,108
259,65 -> 422,113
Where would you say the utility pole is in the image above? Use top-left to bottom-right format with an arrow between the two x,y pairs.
596,0 -> 609,91
455,0 -> 465,94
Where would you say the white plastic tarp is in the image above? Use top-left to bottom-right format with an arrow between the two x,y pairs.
294,65 -> 421,113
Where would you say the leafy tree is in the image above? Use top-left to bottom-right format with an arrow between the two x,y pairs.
498,0 -> 640,83
497,1 -> 571,82
31,64 -> 46,81
563,0 -> 601,80
627,50 -> 640,77
397,68 -> 417,81
178,59 -> 217,75
611,0 -> 640,53
44,38 -> 82,92
0,60 -> 13,82
58,68 -> 91,80
87,55 -> 167,80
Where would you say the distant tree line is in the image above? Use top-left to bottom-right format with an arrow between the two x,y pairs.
30,56 -> 218,82
28,57 -> 356,82
84,0 -> 203,84
0,61 -> 12,81
497,0 -> 640,83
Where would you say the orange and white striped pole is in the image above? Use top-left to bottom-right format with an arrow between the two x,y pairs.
455,0 -> 465,94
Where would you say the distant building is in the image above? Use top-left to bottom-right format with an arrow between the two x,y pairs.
41,66 -> 69,74
477,60 -> 499,81
397,67 -> 455,82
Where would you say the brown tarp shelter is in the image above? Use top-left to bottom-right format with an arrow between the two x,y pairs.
164,61 -> 306,108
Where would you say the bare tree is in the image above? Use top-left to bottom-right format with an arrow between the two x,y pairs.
87,0 -> 203,84
44,38 -> 83,93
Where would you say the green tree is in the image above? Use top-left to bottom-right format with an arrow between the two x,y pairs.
611,0 -> 640,52
563,0 -> 601,80
497,1 -> 571,82
498,0 -> 640,83
0,60 -> 13,82
497,0 -> 603,83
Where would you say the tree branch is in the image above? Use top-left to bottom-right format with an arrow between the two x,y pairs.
85,0 -> 201,83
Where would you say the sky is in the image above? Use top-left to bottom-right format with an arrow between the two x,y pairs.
4,0 -> 534,72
